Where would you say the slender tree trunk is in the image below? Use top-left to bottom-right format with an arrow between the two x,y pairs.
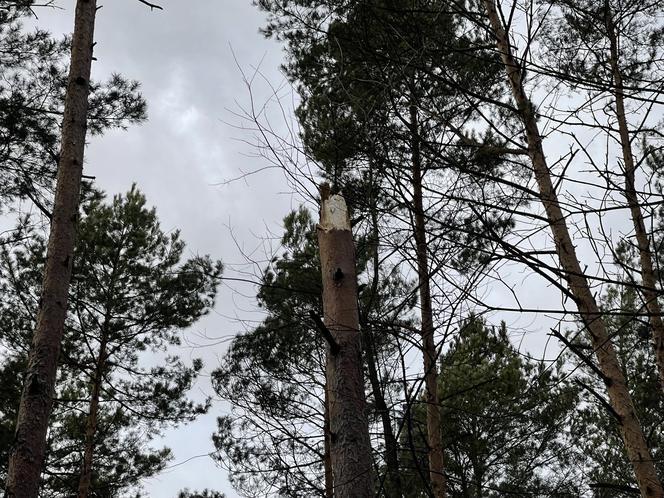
410,102 -> 446,498
363,177 -> 402,498
482,2 -> 663,496
5,1 -> 97,496
318,188 -> 373,498
323,379 -> 334,498
604,7 -> 664,393
363,326 -> 402,498
77,335 -> 108,498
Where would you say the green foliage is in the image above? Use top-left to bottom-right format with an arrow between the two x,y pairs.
0,6 -> 146,209
257,0 -> 524,277
541,0 -> 664,87
0,356 -> 24,469
0,186 -> 222,496
212,206 -> 327,497
400,316 -> 579,497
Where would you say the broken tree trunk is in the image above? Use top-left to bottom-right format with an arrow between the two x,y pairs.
317,187 -> 373,498
5,1 -> 97,497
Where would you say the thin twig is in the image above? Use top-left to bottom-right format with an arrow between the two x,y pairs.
137,0 -> 163,10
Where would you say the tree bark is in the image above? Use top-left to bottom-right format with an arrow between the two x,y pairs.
323,380 -> 334,498
482,2 -> 663,496
410,102 -> 446,498
363,177 -> 403,498
77,335 -> 108,498
604,6 -> 664,394
5,1 -> 97,496
363,326 -> 402,498
318,188 -> 373,498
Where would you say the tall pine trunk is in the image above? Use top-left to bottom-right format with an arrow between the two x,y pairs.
5,1 -> 97,496
482,2 -> 663,496
363,176 -> 402,498
363,325 -> 402,497
409,102 -> 446,498
77,334 -> 108,498
604,6 -> 664,394
318,189 -> 373,498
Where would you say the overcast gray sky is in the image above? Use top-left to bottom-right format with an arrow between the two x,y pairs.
31,1 -> 305,496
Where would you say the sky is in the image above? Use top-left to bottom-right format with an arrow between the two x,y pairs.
31,1 -> 303,496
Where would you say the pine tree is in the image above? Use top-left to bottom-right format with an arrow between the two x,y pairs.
0,1 -> 145,210
570,246 -> 664,496
540,0 -> 664,395
5,1 -> 151,494
400,316 -> 579,498
480,1 -> 663,494
253,3 -> 523,494
212,206 -> 409,496
0,186 -> 222,497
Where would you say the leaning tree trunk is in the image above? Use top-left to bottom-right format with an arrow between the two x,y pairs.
482,2 -> 663,496
318,188 -> 374,498
410,102 -> 446,498
5,1 -> 97,497
605,7 -> 664,394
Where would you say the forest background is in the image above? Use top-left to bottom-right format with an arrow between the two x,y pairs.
2,0 -> 664,497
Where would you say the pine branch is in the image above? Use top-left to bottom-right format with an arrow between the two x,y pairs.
309,310 -> 340,355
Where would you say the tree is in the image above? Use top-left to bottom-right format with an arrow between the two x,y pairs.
571,247 -> 664,496
400,316 -> 579,498
213,205 -> 410,496
0,1 -> 145,211
243,1 -> 664,496
317,188 -> 373,497
253,3 -> 524,494
479,1 -> 663,494
540,0 -> 664,395
0,186 -> 222,497
5,1 -> 154,495
5,1 -> 101,492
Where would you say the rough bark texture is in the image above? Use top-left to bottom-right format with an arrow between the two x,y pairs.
483,2 -> 663,496
318,190 -> 373,498
410,103 -> 446,498
5,1 -> 97,496
605,8 -> 664,394
323,381 -> 334,498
